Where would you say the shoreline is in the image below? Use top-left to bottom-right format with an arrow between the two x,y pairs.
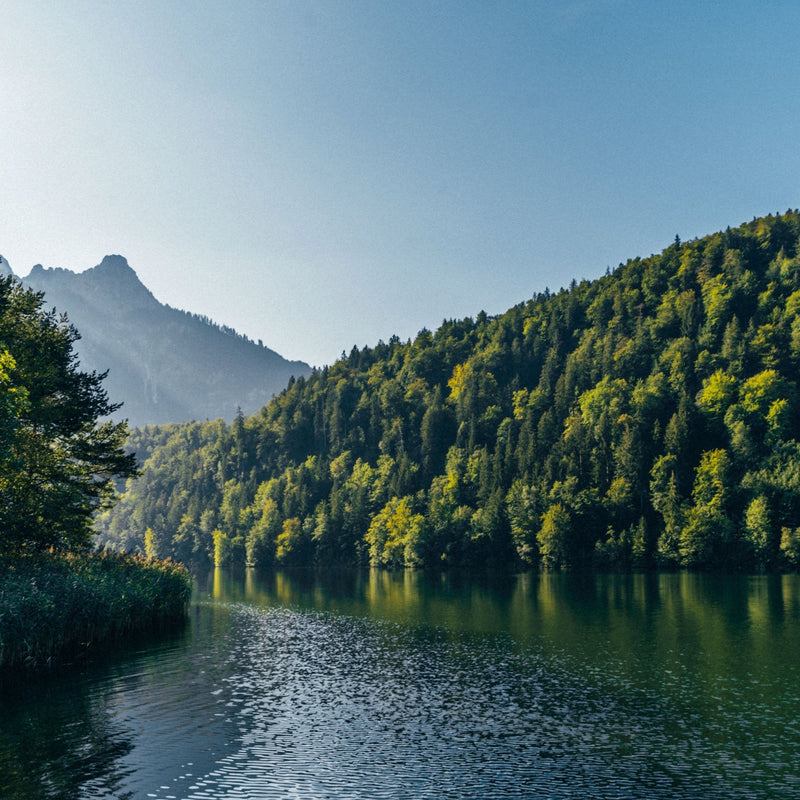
0,550 -> 192,673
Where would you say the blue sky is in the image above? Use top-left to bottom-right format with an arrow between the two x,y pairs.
1,1 -> 798,366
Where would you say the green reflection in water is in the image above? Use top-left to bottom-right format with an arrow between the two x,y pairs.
0,622 -> 196,800
207,568 -> 800,694
204,567 -> 800,780
4,569 -> 800,799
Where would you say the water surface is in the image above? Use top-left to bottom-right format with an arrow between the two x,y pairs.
2,570 -> 799,799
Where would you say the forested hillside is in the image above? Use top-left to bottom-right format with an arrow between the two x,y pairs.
98,211 -> 800,572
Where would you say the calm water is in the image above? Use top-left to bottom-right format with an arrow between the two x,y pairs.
2,570 -> 800,799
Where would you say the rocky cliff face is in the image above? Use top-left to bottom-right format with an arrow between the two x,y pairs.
14,255 -> 310,427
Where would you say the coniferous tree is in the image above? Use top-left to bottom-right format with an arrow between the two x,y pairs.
96,211 -> 800,573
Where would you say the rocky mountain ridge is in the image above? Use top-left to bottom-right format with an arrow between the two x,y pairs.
1,254 -> 310,427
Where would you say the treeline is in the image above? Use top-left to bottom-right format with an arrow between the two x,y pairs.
98,211 -> 800,572
174,307 -> 270,350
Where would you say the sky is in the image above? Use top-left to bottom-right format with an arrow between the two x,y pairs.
1,1 -> 799,367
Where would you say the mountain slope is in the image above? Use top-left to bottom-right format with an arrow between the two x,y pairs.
98,211 -> 800,573
18,255 -> 310,426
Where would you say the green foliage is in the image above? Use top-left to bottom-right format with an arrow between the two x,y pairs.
0,277 -> 138,554
0,551 -> 191,671
275,517 -> 310,567
506,479 -> 540,565
780,527 -> 800,568
97,210 -> 800,572
651,454 -> 685,566
697,370 -> 737,420
744,495 -> 772,566
537,503 -> 571,570
680,449 -> 735,568
366,496 -> 426,568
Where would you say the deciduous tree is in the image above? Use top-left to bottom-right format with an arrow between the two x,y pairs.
0,277 -> 138,553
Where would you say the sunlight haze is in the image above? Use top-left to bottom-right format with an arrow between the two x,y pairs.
1,0 -> 798,365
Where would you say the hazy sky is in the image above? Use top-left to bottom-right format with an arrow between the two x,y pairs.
1,1 -> 798,366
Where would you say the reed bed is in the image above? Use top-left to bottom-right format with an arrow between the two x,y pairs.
0,550 -> 192,672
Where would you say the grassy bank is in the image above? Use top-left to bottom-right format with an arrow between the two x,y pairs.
0,550 -> 192,672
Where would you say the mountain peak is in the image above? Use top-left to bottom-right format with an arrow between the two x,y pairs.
0,255 -> 13,278
87,254 -> 143,285
97,254 -> 133,272
24,256 -> 157,311
18,254 -> 311,425
80,255 -> 158,307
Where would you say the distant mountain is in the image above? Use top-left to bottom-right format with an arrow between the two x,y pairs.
5,254 -> 310,427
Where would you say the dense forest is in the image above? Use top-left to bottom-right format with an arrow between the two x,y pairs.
98,211 -> 800,572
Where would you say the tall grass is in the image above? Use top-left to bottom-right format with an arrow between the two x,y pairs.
0,550 -> 192,672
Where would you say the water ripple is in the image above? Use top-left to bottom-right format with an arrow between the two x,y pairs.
135,602 -> 795,800
4,574 -> 800,800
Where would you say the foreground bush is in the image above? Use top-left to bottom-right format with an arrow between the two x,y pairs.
0,550 -> 192,671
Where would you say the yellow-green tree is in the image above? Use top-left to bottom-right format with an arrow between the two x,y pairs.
366,496 -> 426,568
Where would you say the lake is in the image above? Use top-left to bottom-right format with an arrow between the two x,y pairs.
2,570 -> 800,799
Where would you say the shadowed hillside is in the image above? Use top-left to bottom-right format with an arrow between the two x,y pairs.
17,255 -> 310,426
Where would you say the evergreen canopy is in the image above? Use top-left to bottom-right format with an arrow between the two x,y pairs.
0,276 -> 138,553
99,211 -> 800,572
